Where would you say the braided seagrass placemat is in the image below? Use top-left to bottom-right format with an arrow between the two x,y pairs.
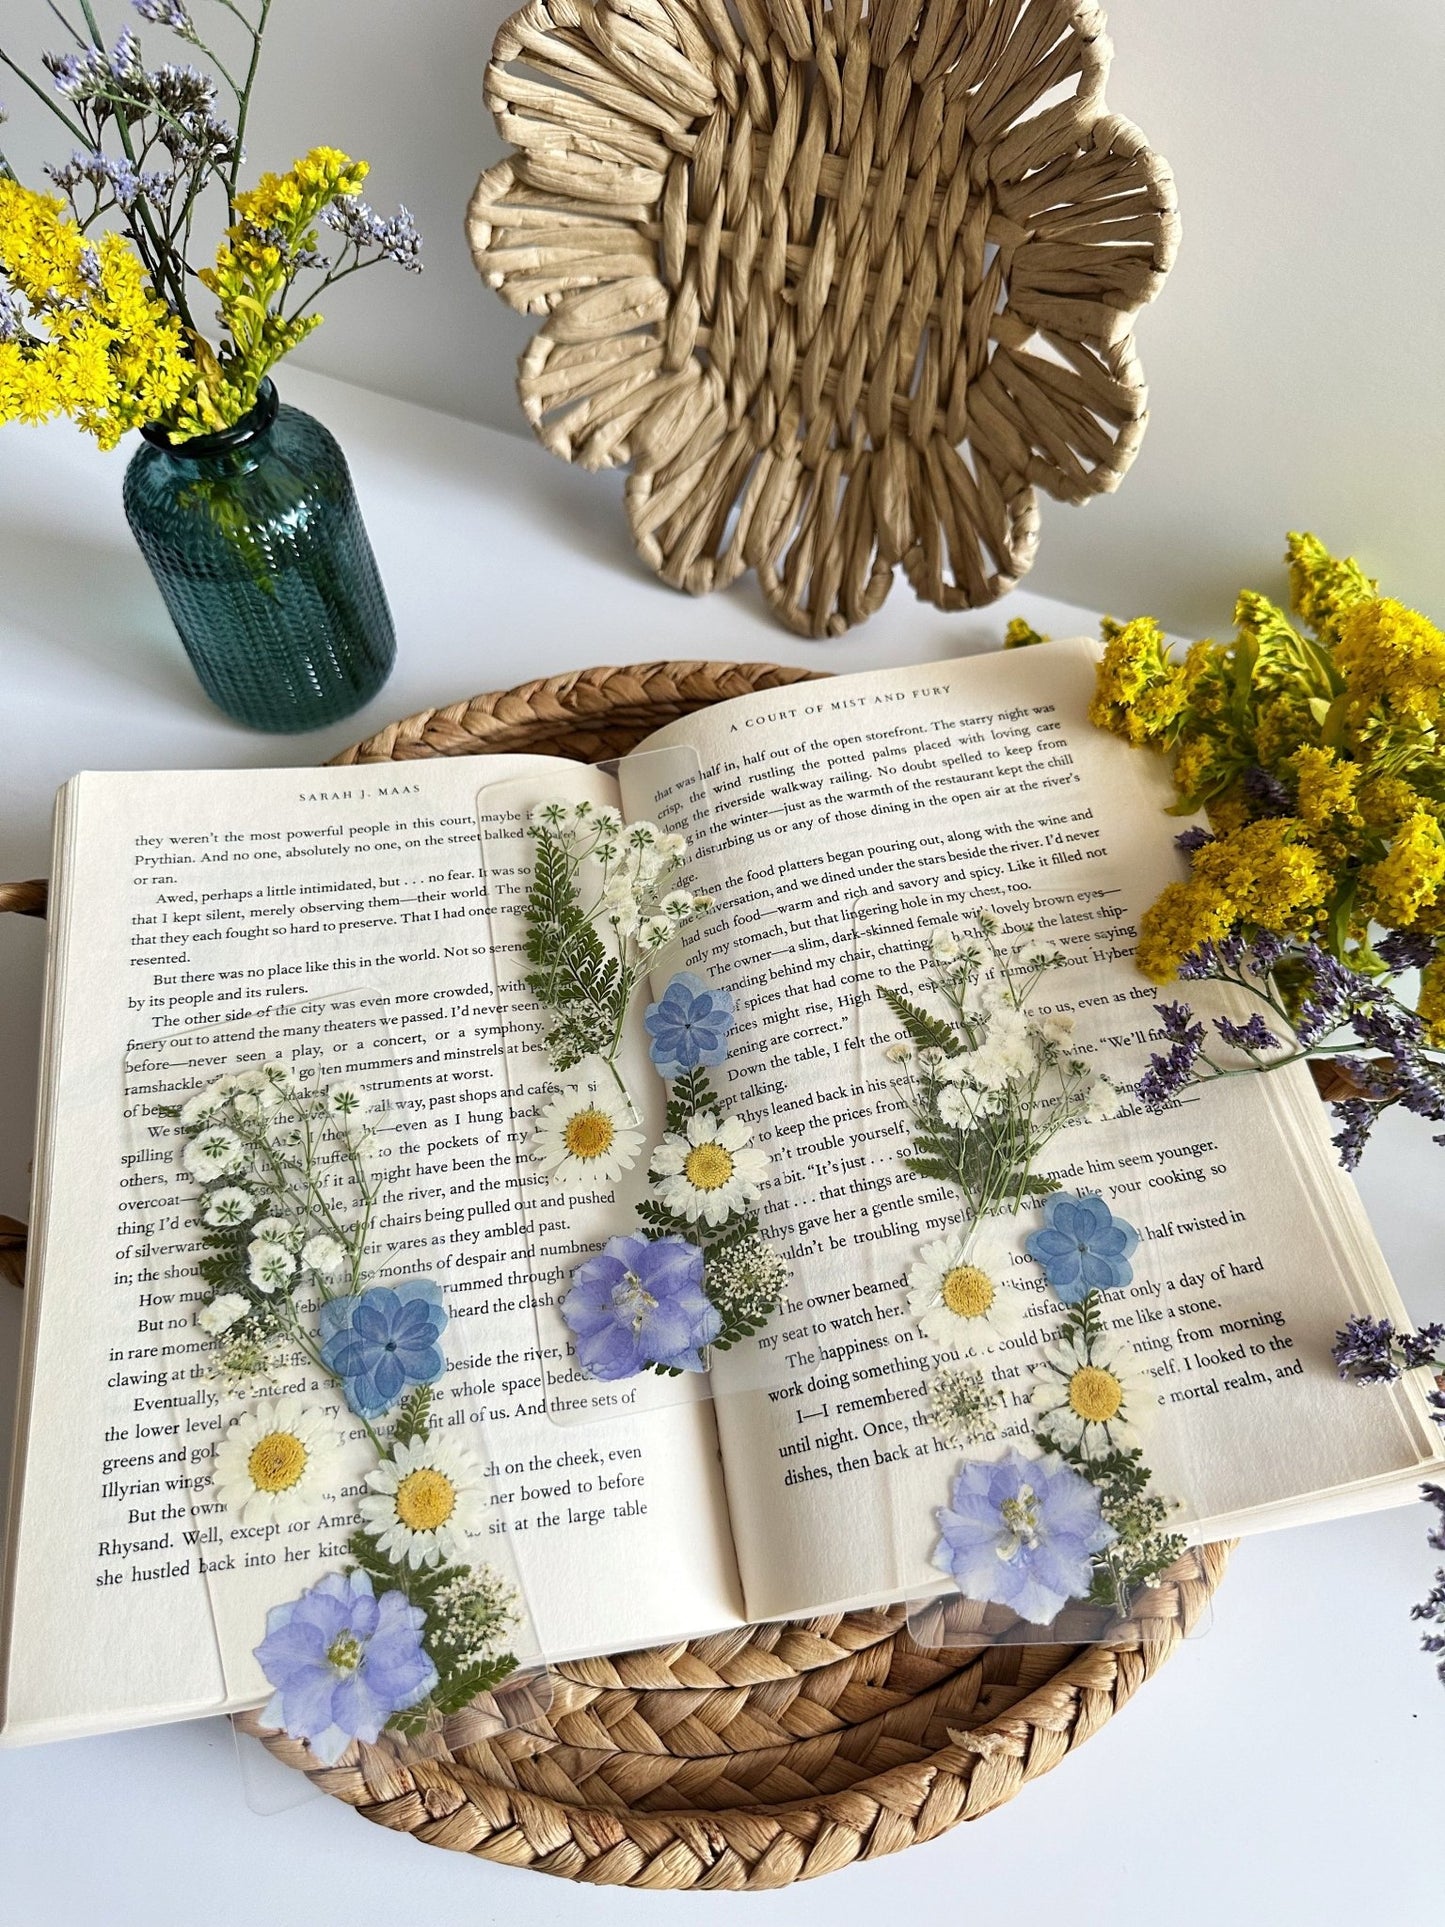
2,659 -> 1229,1887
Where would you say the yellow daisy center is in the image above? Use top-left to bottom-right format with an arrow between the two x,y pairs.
395,1466 -> 457,1533
940,1265 -> 994,1319
1068,1365 -> 1124,1424
564,1108 -> 615,1160
247,1430 -> 308,1493
684,1142 -> 734,1190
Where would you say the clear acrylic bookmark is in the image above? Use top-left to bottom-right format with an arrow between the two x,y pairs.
474,748 -> 821,1424
121,986 -> 558,1815
829,894 -> 1215,1649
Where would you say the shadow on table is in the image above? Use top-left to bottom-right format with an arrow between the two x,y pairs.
0,518 -> 217,716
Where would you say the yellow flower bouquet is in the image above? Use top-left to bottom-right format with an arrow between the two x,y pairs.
0,4 -> 422,729
1079,534 -> 1445,1170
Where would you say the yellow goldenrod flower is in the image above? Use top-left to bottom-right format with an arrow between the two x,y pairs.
182,147 -> 368,436
1418,956 -> 1445,1047
1286,531 -> 1378,646
1290,745 -> 1361,830
1360,810 -> 1445,929
1333,597 -> 1445,734
1135,819 -> 1331,981
1003,617 -> 1050,649
0,183 -> 192,450
1089,616 -> 1191,747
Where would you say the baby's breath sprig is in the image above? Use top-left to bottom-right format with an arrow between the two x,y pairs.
523,800 -> 713,1099
880,913 -> 1121,1232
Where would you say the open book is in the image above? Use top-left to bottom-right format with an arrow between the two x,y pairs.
4,640 -> 1440,1747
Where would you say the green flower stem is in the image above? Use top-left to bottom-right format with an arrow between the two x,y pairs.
223,0 -> 271,213
0,45 -> 89,144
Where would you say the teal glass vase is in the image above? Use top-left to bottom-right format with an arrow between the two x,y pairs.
123,381 -> 395,732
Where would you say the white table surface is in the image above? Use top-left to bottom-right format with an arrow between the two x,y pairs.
1,369 -> 1441,1924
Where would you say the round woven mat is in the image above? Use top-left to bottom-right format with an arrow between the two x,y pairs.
4,659 -> 1229,1887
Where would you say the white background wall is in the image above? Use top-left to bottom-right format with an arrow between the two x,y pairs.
3,0 -> 1443,636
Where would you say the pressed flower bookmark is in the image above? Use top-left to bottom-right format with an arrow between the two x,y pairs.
173,1060 -> 525,1761
556,971 -> 790,1384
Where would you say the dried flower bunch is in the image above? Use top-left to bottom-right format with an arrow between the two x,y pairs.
1081,533 -> 1445,1169
469,0 -> 1176,635
0,0 -> 420,447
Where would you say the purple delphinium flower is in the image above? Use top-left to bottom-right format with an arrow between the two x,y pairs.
642,972 -> 735,1078
1214,1011 -> 1280,1055
1025,1191 -> 1139,1304
254,1570 -> 436,1765
318,1277 -> 447,1420
933,1448 -> 1116,1625
561,1233 -> 720,1379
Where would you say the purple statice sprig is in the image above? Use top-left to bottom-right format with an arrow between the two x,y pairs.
1332,1315 -> 1445,1385
1138,929 -> 1445,1168
322,196 -> 423,273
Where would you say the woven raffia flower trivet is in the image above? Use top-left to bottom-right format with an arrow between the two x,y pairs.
467,0 -> 1179,638
2,660 -> 1228,1888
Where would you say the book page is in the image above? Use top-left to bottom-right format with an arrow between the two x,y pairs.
2,756 -> 741,1747
623,643 -> 1443,1621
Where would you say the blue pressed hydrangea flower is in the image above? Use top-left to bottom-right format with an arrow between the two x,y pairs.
318,1277 -> 447,1420
643,972 -> 734,1078
1025,1191 -> 1139,1304
933,1448 -> 1115,1624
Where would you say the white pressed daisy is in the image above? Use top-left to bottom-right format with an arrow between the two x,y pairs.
213,1398 -> 343,1525
358,1436 -> 488,1569
1030,1326 -> 1155,1460
202,1186 -> 255,1228
251,1216 -> 297,1248
301,1233 -> 347,1276
650,1111 -> 769,1226
589,804 -> 624,832
530,799 -> 571,833
249,1237 -> 296,1293
1039,1012 -> 1076,1046
639,915 -> 675,951
884,1042 -> 913,1065
930,926 -> 964,963
658,832 -> 687,860
659,889 -> 695,920
197,1291 -> 250,1336
183,1125 -> 247,1182
906,1231 -> 1026,1354
530,1076 -> 644,1189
